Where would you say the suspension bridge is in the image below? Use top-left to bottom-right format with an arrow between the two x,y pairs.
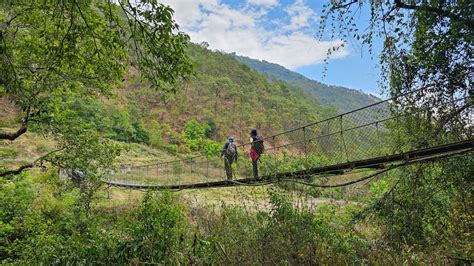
104,88 -> 473,190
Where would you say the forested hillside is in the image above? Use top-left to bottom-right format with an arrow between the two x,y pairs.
77,43 -> 338,150
234,54 -> 380,112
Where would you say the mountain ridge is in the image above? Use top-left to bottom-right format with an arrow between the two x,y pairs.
232,53 -> 380,113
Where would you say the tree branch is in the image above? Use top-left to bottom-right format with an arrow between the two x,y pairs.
394,0 -> 474,27
0,163 -> 34,177
0,121 -> 27,140
431,104 -> 470,137
0,146 -> 65,177
0,108 -> 30,141
332,0 -> 359,10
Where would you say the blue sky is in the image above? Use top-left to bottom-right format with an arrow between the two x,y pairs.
159,0 -> 383,96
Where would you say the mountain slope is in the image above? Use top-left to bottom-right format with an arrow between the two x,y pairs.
39,43 -> 337,152
233,54 -> 380,112
121,44 -> 338,145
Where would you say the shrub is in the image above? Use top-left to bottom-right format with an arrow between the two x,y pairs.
131,122 -> 150,144
202,139 -> 220,157
183,119 -> 210,151
147,121 -> 163,148
117,191 -> 189,264
164,144 -> 178,154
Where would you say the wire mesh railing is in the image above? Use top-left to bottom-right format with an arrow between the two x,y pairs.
107,88 -> 473,186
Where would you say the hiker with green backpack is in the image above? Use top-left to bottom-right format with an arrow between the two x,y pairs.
220,136 -> 238,180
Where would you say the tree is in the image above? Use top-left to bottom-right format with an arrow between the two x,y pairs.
211,77 -> 234,115
0,0 -> 194,216
320,0 -> 473,252
148,120 -> 163,148
320,1 -> 472,138
0,1 -> 193,180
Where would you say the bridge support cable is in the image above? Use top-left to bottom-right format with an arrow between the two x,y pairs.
104,140 -> 473,191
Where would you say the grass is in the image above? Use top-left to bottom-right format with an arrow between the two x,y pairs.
0,130 -> 56,169
117,142 -> 177,165
0,147 -> 17,159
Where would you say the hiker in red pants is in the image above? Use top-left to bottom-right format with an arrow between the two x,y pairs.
249,128 -> 264,179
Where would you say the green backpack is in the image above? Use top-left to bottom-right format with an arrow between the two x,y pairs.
225,143 -> 237,163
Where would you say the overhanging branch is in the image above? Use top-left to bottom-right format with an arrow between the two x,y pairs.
333,0 -> 359,9
0,163 -> 34,177
0,106 -> 31,141
0,119 -> 27,140
394,0 -> 473,27
0,147 -> 65,178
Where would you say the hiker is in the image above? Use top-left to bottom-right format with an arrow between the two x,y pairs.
220,137 -> 238,180
249,128 -> 264,178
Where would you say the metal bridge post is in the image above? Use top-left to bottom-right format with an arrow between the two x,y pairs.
325,120 -> 331,156
396,114 -> 402,153
273,136 -> 277,176
340,115 -> 350,163
376,121 -> 382,156
303,126 -> 307,154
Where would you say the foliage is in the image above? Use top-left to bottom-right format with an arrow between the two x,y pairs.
321,0 -> 473,256
1,171 -> 467,264
42,112 -> 121,212
197,188 -> 368,264
263,150 -> 330,174
1,176 -> 188,264
0,0 -> 192,181
118,191 -> 188,264
164,144 -> 178,154
147,120 -> 163,148
182,119 -> 220,157
365,157 -> 473,257
202,139 -> 221,158
320,0 -> 472,137
65,96 -> 150,144
0,148 -> 16,159
183,119 -> 210,151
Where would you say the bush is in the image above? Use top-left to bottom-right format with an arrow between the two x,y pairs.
202,139 -> 220,157
147,120 -> 163,148
198,188 -> 368,264
117,191 -> 189,264
131,122 -> 150,144
0,171 -> 119,264
183,119 -> 210,151
164,144 -> 178,154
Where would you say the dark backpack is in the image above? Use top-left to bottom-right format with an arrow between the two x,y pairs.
225,143 -> 237,163
252,136 -> 265,155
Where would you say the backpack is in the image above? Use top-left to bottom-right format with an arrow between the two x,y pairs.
252,136 -> 265,155
225,143 -> 237,163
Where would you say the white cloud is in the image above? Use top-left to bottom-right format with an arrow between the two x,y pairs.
283,0 -> 316,31
159,0 -> 349,69
247,0 -> 278,7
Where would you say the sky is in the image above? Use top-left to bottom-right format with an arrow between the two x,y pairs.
158,0 -> 383,97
